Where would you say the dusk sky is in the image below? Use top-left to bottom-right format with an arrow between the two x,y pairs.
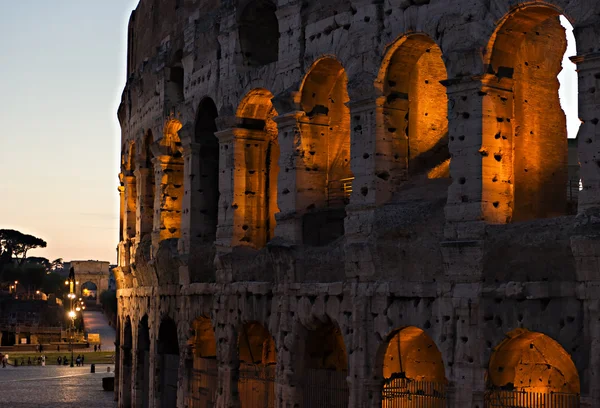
0,5 -> 580,264
0,1 -> 138,263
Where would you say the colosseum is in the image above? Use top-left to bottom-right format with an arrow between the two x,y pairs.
113,0 -> 600,406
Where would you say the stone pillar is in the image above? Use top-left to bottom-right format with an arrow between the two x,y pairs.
443,76 -> 513,240
150,153 -> 184,249
124,173 -> 137,241
131,346 -> 141,408
215,127 -> 270,252
344,96 -> 392,280
572,53 -> 600,213
572,234 -> 600,406
215,324 -> 239,408
119,182 -> 125,242
272,112 -> 305,244
180,138 -> 203,255
134,167 -> 154,241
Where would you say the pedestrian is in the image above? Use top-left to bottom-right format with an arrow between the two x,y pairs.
94,344 -> 97,352
63,356 -> 68,366
41,355 -> 45,367
27,357 -> 31,365
81,354 -> 84,366
57,356 -> 62,365
1,354 -> 5,368
98,344 -> 101,352
76,355 -> 81,367
37,356 -> 42,365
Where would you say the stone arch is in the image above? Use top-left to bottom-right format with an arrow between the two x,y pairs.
295,318 -> 349,407
298,57 -> 353,245
486,328 -> 580,404
375,326 -> 447,407
80,281 -> 98,301
193,97 -> 219,243
232,88 -> 279,248
377,33 -> 449,185
481,4 -> 572,223
237,321 -> 276,407
238,0 -> 279,66
135,315 -> 150,408
157,317 -> 180,407
187,316 -> 218,408
122,316 -> 133,408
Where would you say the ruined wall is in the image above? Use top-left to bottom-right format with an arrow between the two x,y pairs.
114,0 -> 600,407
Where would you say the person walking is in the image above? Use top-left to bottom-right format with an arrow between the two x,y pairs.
57,356 -> 62,365
94,344 -> 97,352
98,344 -> 101,352
41,355 -> 45,367
27,357 -> 31,366
81,354 -> 85,366
1,354 -> 6,368
76,355 -> 81,367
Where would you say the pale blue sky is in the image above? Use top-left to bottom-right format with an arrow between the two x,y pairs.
0,4 -> 580,264
0,1 -> 138,263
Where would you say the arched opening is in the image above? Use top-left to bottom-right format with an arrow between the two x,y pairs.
187,317 -> 217,408
125,142 -> 137,240
380,34 -> 449,184
483,6 -> 577,223
122,317 -> 133,408
138,131 -> 155,241
238,0 -> 279,66
485,329 -> 580,406
299,322 -> 349,407
157,318 -> 180,407
234,89 -> 279,248
237,322 -> 276,407
166,50 -> 184,106
81,281 -> 97,303
194,98 -> 219,242
381,326 -> 447,407
135,316 -> 150,408
299,57 -> 352,245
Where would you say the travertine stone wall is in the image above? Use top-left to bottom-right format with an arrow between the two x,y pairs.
114,0 -> 600,407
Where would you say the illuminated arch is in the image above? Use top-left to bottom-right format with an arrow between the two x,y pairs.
298,57 -> 353,245
481,5 -> 574,223
188,317 -> 217,407
377,34 -> 449,182
487,329 -> 580,394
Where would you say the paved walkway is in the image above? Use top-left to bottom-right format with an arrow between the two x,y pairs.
83,311 -> 116,352
0,364 -> 115,407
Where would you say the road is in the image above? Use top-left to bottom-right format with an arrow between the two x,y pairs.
82,311 -> 116,352
0,364 -> 115,407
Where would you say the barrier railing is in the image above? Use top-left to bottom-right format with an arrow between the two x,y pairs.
190,357 -> 218,408
238,363 -> 276,408
382,378 -> 447,408
301,368 -> 349,408
327,177 -> 354,207
484,389 -> 580,407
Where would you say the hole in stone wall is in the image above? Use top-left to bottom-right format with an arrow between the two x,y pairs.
239,0 -> 279,66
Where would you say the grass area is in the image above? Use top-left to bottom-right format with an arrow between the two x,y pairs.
6,351 -> 114,366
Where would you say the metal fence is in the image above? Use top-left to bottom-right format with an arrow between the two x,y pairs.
484,389 -> 580,408
238,363 -> 276,408
327,177 -> 354,207
301,368 -> 349,408
382,378 -> 447,408
189,358 -> 218,408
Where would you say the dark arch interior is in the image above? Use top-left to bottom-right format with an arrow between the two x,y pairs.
158,318 -> 179,407
135,316 -> 150,408
194,98 -> 219,243
122,318 -> 133,407
305,323 -> 347,371
238,0 -> 279,66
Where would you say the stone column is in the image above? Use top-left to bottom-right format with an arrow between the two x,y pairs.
572,53 -> 600,213
215,324 -> 239,408
215,127 -> 270,252
572,234 -> 600,406
442,75 -> 513,240
180,138 -> 203,256
343,96 -> 392,280
150,153 -> 184,250
119,182 -> 125,242
272,112 -> 306,244
124,173 -> 137,241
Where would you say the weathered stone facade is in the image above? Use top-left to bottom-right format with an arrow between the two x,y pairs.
114,0 -> 600,407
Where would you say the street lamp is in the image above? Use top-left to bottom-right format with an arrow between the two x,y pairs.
66,267 -> 77,368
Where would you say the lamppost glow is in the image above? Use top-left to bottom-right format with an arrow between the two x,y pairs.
68,310 -> 76,318
66,266 -> 77,368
